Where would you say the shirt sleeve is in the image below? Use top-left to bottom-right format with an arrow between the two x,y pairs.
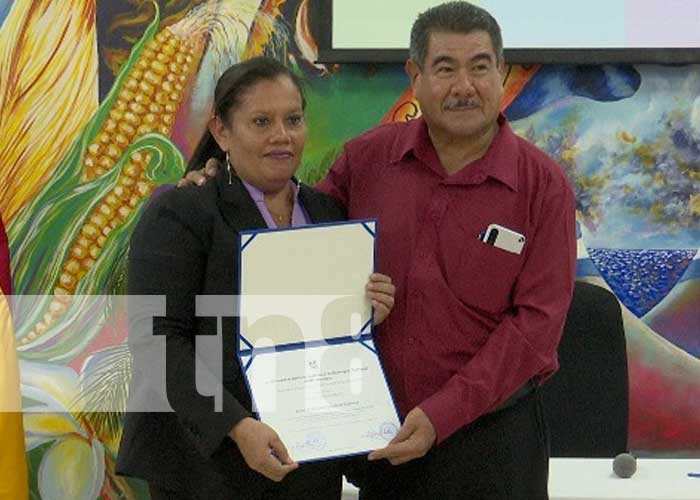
314,147 -> 351,209
419,178 -> 577,443
127,190 -> 250,457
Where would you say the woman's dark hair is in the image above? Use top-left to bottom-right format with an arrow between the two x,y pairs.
186,57 -> 306,173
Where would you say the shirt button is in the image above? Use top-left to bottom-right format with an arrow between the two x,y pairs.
407,337 -> 415,345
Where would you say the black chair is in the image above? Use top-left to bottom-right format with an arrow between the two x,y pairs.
541,281 -> 629,458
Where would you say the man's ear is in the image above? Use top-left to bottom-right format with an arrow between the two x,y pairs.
497,58 -> 506,80
208,115 -> 229,151
405,58 -> 421,88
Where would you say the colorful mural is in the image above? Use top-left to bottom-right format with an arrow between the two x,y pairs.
0,0 -> 698,497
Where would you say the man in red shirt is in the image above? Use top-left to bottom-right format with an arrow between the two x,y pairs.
317,3 -> 576,498
185,3 -> 575,498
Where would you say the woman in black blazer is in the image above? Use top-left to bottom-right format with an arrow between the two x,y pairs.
116,57 -> 395,500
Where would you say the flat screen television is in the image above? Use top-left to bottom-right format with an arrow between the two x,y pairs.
317,0 -> 700,64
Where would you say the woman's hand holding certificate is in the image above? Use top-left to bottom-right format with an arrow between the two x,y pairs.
229,417 -> 299,482
366,273 -> 396,326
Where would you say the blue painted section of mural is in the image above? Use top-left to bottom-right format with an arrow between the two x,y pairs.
510,65 -> 700,252
505,65 -> 641,121
587,248 -> 696,317
0,0 -> 12,28
575,258 -> 600,278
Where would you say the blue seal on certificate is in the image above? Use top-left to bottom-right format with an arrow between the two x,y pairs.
379,422 -> 398,441
305,431 -> 327,450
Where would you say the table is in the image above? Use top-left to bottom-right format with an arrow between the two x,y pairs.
341,458 -> 700,499
549,458 -> 700,500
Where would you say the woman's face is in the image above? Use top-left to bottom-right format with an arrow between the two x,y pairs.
211,75 -> 307,193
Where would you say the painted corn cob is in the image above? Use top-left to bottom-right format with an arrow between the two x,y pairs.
20,27 -> 202,345
82,28 -> 196,181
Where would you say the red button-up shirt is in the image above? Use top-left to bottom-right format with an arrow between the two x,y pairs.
317,114 -> 577,442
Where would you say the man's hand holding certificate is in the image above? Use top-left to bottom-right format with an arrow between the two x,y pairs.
237,220 -> 400,462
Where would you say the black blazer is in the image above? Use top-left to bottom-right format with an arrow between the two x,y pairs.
116,169 -> 346,496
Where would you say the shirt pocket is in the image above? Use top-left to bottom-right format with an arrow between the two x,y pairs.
447,236 -> 524,315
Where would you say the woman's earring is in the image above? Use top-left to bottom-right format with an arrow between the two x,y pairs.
225,152 -> 232,185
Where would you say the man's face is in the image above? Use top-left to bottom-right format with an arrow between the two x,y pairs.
407,30 -> 505,143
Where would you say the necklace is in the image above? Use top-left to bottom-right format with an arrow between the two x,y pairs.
265,185 -> 295,226
268,207 -> 291,225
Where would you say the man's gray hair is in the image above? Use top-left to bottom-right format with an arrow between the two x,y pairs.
409,1 -> 504,68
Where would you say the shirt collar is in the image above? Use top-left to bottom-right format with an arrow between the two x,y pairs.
393,113 -> 519,192
393,117 -> 430,164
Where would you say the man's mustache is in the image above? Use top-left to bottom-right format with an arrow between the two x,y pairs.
443,98 -> 479,110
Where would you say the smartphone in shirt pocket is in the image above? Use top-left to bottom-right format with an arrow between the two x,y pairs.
480,223 -> 526,255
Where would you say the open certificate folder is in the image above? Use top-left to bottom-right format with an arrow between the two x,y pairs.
237,220 -> 400,462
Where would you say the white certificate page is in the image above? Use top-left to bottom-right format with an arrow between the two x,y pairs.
247,340 -> 399,462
